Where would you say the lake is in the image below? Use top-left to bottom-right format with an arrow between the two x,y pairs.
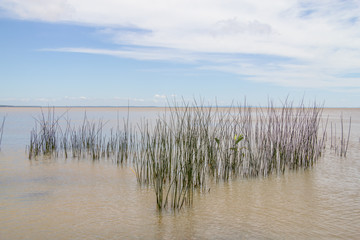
0,107 -> 359,239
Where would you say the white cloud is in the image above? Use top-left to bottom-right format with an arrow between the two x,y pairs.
113,97 -> 145,102
2,0 -> 360,88
154,94 -> 166,99
40,47 -> 200,62
35,97 -> 57,102
211,18 -> 274,36
0,0 -> 74,21
64,96 -> 88,100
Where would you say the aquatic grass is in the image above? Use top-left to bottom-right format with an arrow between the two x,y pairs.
28,108 -> 64,158
28,108 -> 134,162
27,100 -> 352,211
329,114 -> 351,157
0,116 -> 5,150
132,99 -> 329,210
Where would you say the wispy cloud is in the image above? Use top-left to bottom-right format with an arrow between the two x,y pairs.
2,0 -> 360,88
154,94 -> 166,99
40,47 -> 200,62
64,96 -> 88,100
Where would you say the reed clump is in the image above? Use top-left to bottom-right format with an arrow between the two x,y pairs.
28,109 -> 133,163
28,108 -> 62,158
28,100 -> 350,211
133,100 -> 327,210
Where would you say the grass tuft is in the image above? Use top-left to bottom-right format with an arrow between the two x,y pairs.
27,100 -> 352,211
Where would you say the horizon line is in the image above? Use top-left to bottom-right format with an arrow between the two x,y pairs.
0,105 -> 358,109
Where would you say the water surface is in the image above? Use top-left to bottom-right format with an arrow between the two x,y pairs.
0,107 -> 359,239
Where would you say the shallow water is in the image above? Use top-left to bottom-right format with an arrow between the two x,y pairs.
0,107 -> 359,239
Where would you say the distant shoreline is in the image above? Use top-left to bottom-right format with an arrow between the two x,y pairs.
0,105 -> 159,108
0,105 -> 359,109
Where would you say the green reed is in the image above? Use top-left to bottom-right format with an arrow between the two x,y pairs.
133,100 -> 328,210
27,100 -> 351,211
28,108 -> 63,158
28,109 -> 133,162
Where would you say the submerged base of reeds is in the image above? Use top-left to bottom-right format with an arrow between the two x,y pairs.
27,100 -> 350,211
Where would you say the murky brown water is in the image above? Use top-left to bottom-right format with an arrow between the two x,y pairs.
0,107 -> 359,239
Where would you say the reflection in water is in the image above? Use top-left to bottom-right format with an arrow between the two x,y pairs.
0,108 -> 359,239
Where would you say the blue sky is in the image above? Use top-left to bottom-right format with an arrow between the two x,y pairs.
0,0 -> 360,107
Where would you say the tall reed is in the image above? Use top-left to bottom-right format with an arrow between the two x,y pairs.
27,100 -> 350,211
132,99 -> 328,210
28,108 -> 134,162
0,116 -> 5,150
28,108 -> 63,158
329,115 -> 351,157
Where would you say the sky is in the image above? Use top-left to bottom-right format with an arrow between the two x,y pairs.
0,0 -> 360,107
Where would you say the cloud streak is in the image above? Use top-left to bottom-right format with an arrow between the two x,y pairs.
2,0 -> 360,88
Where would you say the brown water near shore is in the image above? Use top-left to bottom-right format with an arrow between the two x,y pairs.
0,107 -> 359,239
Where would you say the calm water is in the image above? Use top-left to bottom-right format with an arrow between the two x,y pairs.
0,107 -> 359,239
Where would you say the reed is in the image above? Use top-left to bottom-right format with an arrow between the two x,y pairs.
28,108 -> 134,162
0,116 -> 5,150
132,99 -> 332,210
28,108 -> 63,158
329,114 -> 351,157
27,100 -> 350,211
